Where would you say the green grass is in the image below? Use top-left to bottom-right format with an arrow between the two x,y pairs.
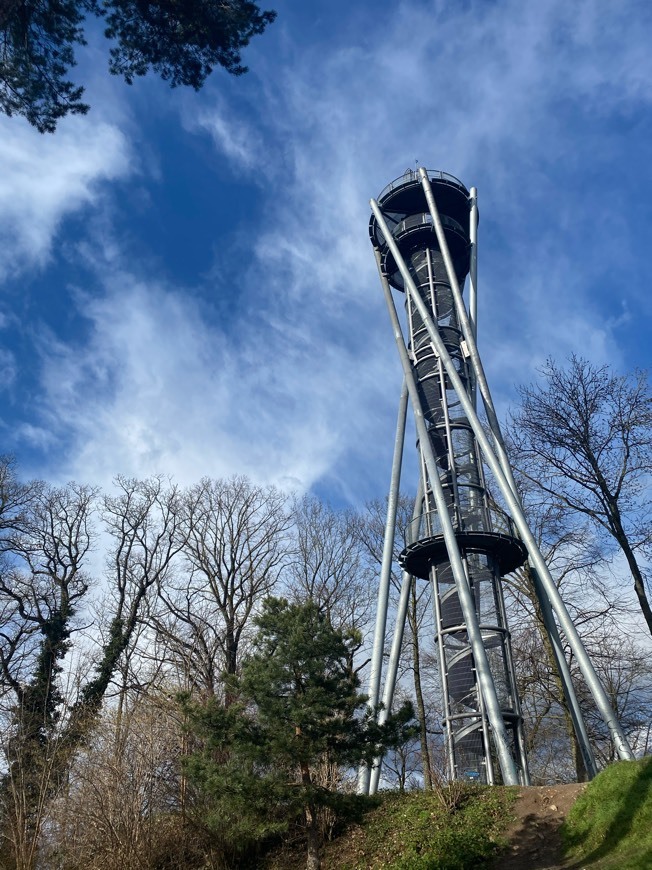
332,785 -> 516,870
563,757 -> 652,869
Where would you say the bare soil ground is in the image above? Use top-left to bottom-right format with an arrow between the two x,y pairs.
491,783 -> 588,870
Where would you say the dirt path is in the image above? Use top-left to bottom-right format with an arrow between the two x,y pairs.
491,783 -> 587,870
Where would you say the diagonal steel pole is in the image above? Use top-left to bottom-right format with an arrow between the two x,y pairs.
468,186 -> 479,409
372,197 -> 634,762
530,566 -> 598,778
358,378 -> 409,795
372,244 -> 520,786
419,169 -> 518,493
419,169 -> 602,775
369,480 -> 424,794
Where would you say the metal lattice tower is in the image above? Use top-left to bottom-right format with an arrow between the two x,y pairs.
359,167 -> 634,793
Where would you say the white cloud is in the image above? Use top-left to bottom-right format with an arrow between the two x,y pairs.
186,95 -> 267,174
164,0 -> 652,495
17,0 -> 652,504
190,0 -> 652,379
0,347 -> 16,390
0,116 -> 132,279
32,261 -> 398,496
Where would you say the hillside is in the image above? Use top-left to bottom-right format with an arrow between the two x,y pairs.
563,757 -> 652,870
266,759 -> 652,870
266,784 -> 516,869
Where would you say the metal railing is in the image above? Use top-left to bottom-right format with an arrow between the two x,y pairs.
392,212 -> 467,241
378,169 -> 467,203
408,504 -> 520,544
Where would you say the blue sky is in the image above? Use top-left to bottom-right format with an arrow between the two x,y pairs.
1,0 -> 651,505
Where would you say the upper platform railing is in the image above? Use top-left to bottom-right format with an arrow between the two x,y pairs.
377,169 -> 468,204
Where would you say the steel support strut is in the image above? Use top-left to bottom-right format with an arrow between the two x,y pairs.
369,479 -> 424,795
424,173 -> 596,777
371,244 -> 520,786
372,185 -> 633,763
358,380 -> 409,795
468,186 -> 478,409
417,169 -> 629,764
530,567 -> 598,778
421,170 -> 597,778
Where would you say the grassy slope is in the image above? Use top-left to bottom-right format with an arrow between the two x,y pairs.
319,786 -> 516,870
562,757 -> 652,870
268,760 -> 652,870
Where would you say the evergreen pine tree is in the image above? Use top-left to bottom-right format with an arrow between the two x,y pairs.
184,597 -> 416,870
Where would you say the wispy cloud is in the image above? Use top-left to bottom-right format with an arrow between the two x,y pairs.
0,117 -> 131,280
186,94 -> 267,173
0,347 -> 16,390
30,256 -> 397,497
6,0 -> 652,502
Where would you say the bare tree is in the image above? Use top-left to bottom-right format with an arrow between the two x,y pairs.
0,470 -> 96,869
0,458 -> 44,705
0,457 -> 40,540
68,476 -> 184,726
575,632 -> 652,768
501,454 -> 649,783
511,356 -> 652,636
45,692 -> 196,870
286,495 -> 374,639
154,477 -> 291,698
0,470 -> 296,865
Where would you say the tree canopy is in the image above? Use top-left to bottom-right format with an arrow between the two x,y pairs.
0,0 -> 276,132
1,458 -> 652,867
184,597 -> 416,870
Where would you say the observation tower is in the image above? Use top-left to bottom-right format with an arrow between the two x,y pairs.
360,167 -> 634,792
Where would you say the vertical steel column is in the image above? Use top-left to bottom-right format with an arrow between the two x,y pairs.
372,243 -> 520,786
429,566 -> 459,782
369,480 -> 424,794
494,573 -> 531,785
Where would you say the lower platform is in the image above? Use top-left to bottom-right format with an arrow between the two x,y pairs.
399,531 -> 527,580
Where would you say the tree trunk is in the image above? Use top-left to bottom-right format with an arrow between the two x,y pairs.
225,619 -> 238,675
304,806 -> 321,870
610,510 -> 652,637
300,755 -> 321,870
224,620 -> 238,706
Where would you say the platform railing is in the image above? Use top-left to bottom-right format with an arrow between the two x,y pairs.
408,504 -> 519,544
378,168 -> 467,203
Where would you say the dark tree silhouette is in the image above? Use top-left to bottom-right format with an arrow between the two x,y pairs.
0,0 -> 276,132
